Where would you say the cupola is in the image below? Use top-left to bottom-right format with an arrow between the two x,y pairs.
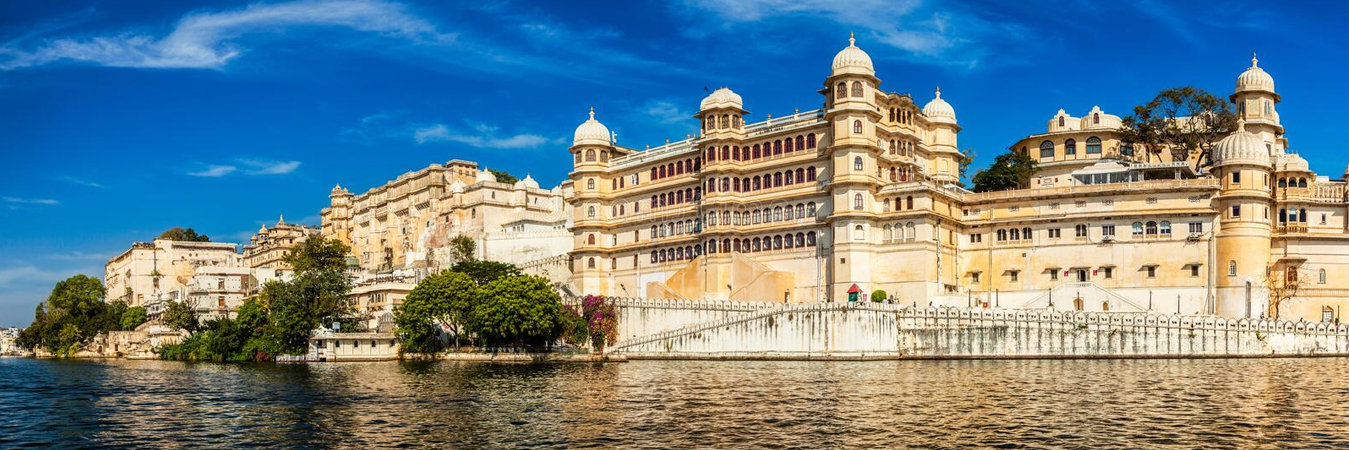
572,108 -> 612,147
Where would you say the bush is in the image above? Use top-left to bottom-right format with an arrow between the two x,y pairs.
120,306 -> 148,330
871,289 -> 887,303
470,276 -> 566,349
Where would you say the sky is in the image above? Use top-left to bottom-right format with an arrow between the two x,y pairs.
1,0 -> 1346,326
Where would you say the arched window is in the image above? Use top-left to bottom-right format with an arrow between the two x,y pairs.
1058,116 -> 1065,127
807,202 -> 817,216
586,150 -> 596,161
1300,208 -> 1308,223
906,222 -> 915,240
1228,261 -> 1237,277
1064,139 -> 1077,155
773,140 -> 782,155
884,224 -> 894,241
785,170 -> 794,185
752,238 -> 761,252
1145,221 -> 1158,235
807,133 -> 816,148
586,179 -> 595,190
1320,269 -> 1328,284
1023,227 -> 1032,240
836,82 -> 847,99
752,176 -> 762,191
851,81 -> 863,97
587,257 -> 595,269
587,234 -> 596,245
853,120 -> 863,134
587,206 -> 596,218
906,196 -> 914,210
1160,221 -> 1172,235
774,206 -> 783,221
1039,140 -> 1054,159
752,210 -> 761,224
807,232 -> 817,246
720,178 -> 730,192
719,114 -> 729,129
853,225 -> 865,240
795,233 -> 805,247
1086,137 -> 1102,154
600,151 -> 609,162
752,144 -> 761,159
1093,113 -> 1100,124
1132,222 -> 1143,236
785,139 -> 793,152
574,152 -> 581,163
854,193 -> 864,210
854,156 -> 864,171
807,167 -> 817,181
784,234 -> 794,249
774,172 -> 783,187
795,136 -> 804,151
1298,178 -> 1308,188
997,229 -> 1007,241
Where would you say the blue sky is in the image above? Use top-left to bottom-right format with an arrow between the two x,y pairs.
1,0 -> 1346,325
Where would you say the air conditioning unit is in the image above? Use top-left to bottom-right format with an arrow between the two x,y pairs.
1101,235 -> 1116,243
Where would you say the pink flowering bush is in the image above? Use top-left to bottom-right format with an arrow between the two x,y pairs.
564,295 -> 618,353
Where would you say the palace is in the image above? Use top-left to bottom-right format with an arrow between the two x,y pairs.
242,215 -> 321,277
565,35 -> 1348,322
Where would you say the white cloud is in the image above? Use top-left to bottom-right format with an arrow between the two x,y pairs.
187,164 -> 237,177
0,265 -> 65,289
414,123 -> 554,149
3,196 -> 59,205
0,0 -> 448,70
641,100 -> 691,124
239,159 -> 301,175
57,175 -> 104,188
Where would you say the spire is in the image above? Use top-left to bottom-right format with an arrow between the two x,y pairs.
1236,118 -> 1246,132
1251,52 -> 1258,68
589,106 -> 595,120
849,31 -> 855,47
277,214 -> 285,225
935,86 -> 941,99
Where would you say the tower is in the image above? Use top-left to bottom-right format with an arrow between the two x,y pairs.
1231,53 -> 1286,153
569,108 -> 615,295
921,87 -> 963,183
824,33 -> 882,301
1212,120 -> 1275,318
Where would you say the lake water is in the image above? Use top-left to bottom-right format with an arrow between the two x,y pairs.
1,357 -> 1347,449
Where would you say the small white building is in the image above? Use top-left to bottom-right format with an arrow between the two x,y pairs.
308,328 -> 399,361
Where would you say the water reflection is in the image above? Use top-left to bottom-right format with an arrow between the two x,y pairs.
1,357 -> 1346,448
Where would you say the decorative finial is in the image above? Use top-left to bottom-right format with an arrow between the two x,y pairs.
935,86 -> 941,99
278,214 -> 285,224
1236,118 -> 1246,132
849,31 -> 855,46
588,107 -> 595,120
1251,52 -> 1258,68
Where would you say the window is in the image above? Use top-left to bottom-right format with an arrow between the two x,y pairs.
1145,221 -> 1157,235
587,179 -> 595,190
1102,225 -> 1115,237
1320,269 -> 1327,284
1159,221 -> 1171,236
1048,228 -> 1061,239
1132,222 -> 1143,236
587,258 -> 595,269
587,206 -> 596,218
1190,265 -> 1200,277
836,82 -> 847,99
853,120 -> 863,134
854,193 -> 864,210
853,225 -> 865,240
854,156 -> 864,171
1103,267 -> 1113,279
1064,139 -> 1076,155
971,272 -> 980,283
970,233 -> 982,243
585,150 -> 596,161
1232,171 -> 1241,184
1050,269 -> 1059,281
1074,224 -> 1088,238
1146,266 -> 1156,278
1039,140 -> 1054,159
807,202 -> 817,217
851,81 -> 863,97
1231,205 -> 1241,218
1010,270 -> 1019,282
1189,222 -> 1203,234
1086,137 -> 1102,154
1228,261 -> 1237,277
1121,144 -> 1134,156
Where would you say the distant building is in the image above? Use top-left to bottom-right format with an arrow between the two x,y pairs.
0,327 -> 23,356
320,159 -> 573,281
242,215 -> 320,277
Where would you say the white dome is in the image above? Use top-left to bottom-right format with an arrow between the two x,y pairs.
476,169 -> 497,183
515,174 -> 540,190
831,33 -> 874,77
449,180 -> 466,193
1212,121 -> 1271,167
1236,53 -> 1275,94
1277,153 -> 1310,173
700,87 -> 743,111
922,87 -> 956,124
572,108 -> 612,147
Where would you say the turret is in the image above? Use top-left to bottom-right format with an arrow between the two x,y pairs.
921,87 -> 963,183
1231,53 -> 1284,152
1211,120 -> 1275,318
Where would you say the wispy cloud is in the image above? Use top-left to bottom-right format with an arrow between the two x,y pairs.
413,123 -> 555,149
0,265 -> 66,289
45,251 -> 109,262
187,164 -> 238,177
641,100 -> 692,124
3,196 -> 59,206
239,159 -> 301,175
57,175 -> 105,188
0,0 -> 449,70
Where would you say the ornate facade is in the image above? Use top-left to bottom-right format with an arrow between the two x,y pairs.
242,215 -> 320,276
320,159 -> 573,279
566,38 -> 1348,322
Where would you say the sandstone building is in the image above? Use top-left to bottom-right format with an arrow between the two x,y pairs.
565,37 -> 1347,322
242,215 -> 320,277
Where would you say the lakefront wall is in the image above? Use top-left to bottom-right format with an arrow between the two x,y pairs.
607,299 -> 1349,359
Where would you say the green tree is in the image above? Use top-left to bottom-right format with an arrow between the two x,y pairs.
283,236 -> 351,274
162,300 -> 199,333
1118,86 -> 1237,167
15,275 -> 112,356
449,235 -> 476,264
262,270 -> 354,355
469,276 -> 565,348
957,148 -> 977,184
451,260 -> 523,286
395,271 -> 479,352
971,151 -> 1039,193
871,290 -> 887,303
488,169 -> 518,185
120,306 -> 148,330
158,227 -> 210,242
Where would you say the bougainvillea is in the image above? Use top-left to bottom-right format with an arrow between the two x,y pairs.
564,295 -> 619,353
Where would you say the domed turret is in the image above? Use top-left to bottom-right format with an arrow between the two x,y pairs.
476,169 -> 498,183
700,87 -> 743,111
1080,106 -> 1121,129
1212,120 -> 1271,168
1236,53 -> 1275,94
922,87 -> 956,124
572,108 -> 612,147
514,174 -> 540,190
831,33 -> 874,77
1276,153 -> 1310,173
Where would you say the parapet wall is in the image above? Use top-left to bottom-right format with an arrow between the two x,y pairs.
609,300 -> 1349,359
602,297 -> 781,342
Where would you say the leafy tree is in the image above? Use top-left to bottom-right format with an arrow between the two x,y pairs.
120,306 -> 148,330
469,276 -> 566,348
262,270 -> 354,355
971,151 -> 1039,192
871,290 -> 887,303
451,260 -> 523,286
488,169 -> 518,185
1118,86 -> 1237,167
162,300 -> 199,333
449,235 -> 476,264
957,148 -> 977,184
395,271 -> 479,352
283,235 -> 351,274
15,275 -> 112,356
158,227 -> 210,242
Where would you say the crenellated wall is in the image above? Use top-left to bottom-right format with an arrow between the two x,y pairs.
607,299 -> 1349,359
